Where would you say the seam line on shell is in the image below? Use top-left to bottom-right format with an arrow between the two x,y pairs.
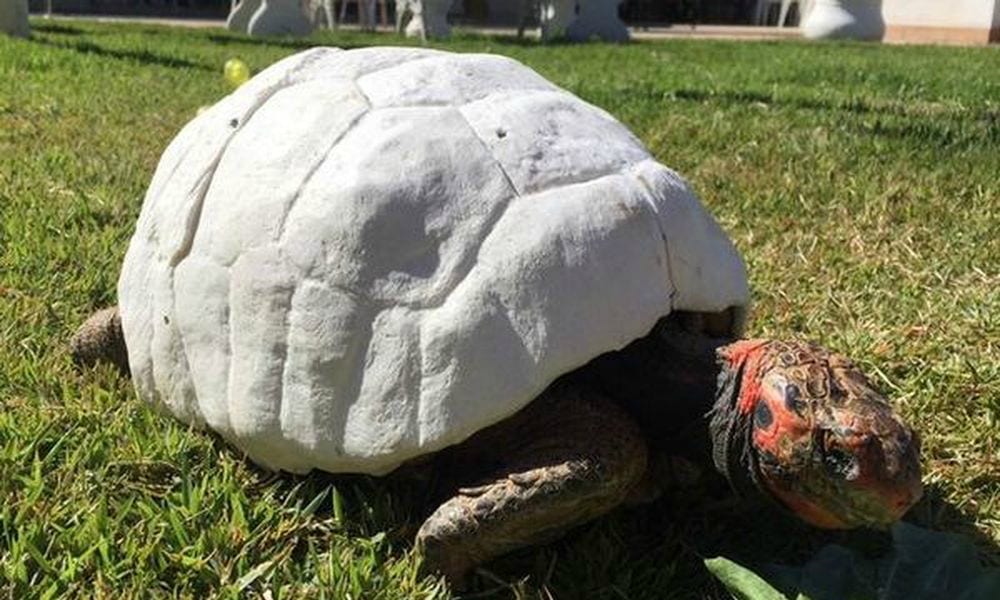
169,47 -> 339,272
631,161 -> 678,312
148,140 -> 194,231
174,90 -> 284,434
224,263 -> 238,437
417,293 -> 535,462
276,102 -> 529,315
275,85 -> 372,245
165,174 -> 220,428
165,268 -> 208,426
379,107 -> 525,316
268,276 -> 374,470
459,89 -> 648,196
352,52 -> 454,89
158,48 -> 334,434
274,169 -> 663,316
358,84 -> 559,112
334,301 -> 377,465
457,110 -> 523,199
397,105 -> 527,446
411,315 -> 425,447
276,275 -> 295,460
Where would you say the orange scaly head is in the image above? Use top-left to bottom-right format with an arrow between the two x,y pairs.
718,340 -> 923,529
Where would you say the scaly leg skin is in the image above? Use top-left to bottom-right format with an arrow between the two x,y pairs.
69,305 -> 129,375
415,380 -> 649,586
624,452 -> 706,506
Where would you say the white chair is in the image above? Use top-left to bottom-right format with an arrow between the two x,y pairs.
308,0 -> 337,29
783,0 -> 813,26
397,0 -> 453,39
538,0 -> 576,41
227,0 -> 262,33
517,0 -> 536,38
340,0 -> 388,31
247,0 -> 314,36
566,0 -> 628,42
756,0 -> 812,26
527,0 -> 627,43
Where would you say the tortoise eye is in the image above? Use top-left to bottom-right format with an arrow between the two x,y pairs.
754,401 -> 773,429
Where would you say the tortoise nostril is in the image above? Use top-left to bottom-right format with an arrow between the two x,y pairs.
823,446 -> 858,480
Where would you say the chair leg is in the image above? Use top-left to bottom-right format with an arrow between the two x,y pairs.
778,0 -> 792,27
365,0 -> 376,30
800,0 -> 813,21
517,0 -> 532,38
324,0 -> 335,28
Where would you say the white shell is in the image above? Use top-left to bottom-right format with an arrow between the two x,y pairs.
118,47 -> 749,475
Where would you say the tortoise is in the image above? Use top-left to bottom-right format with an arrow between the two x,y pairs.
70,47 -> 923,584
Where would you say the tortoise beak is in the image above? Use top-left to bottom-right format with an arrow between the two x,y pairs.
744,340 -> 924,529
793,419 -> 923,529
838,425 -> 923,525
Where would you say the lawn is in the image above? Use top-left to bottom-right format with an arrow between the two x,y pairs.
1,18 -> 998,599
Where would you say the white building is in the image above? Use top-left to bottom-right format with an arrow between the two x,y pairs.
882,0 -> 999,44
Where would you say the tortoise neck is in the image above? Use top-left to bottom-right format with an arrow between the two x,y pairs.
579,324 -> 772,498
578,319 -> 733,454
709,343 -> 763,497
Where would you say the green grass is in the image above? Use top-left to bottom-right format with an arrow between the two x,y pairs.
1,18 -> 998,598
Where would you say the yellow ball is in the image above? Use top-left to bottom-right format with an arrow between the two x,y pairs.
224,58 -> 251,88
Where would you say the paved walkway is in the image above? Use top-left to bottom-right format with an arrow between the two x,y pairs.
46,14 -> 227,29
43,14 -> 803,41
631,24 -> 801,41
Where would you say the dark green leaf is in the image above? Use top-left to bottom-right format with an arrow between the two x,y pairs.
704,557 -> 790,600
741,523 -> 1000,600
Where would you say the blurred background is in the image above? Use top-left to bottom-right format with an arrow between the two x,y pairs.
24,0 -> 799,27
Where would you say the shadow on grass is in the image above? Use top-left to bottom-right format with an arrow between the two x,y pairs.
450,31 -> 573,48
908,482 -> 1000,566
31,36 -> 212,71
206,33 -> 325,51
477,480 -> 1000,597
110,421 -> 1000,598
31,22 -> 86,36
304,470 -> 1000,597
672,87 -> 893,117
203,29 -> 587,52
203,30 -> 432,52
670,87 -> 999,148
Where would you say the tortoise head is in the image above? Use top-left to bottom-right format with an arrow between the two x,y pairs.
718,339 -> 922,529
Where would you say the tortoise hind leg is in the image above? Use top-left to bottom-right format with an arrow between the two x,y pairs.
69,305 -> 129,375
415,381 -> 648,586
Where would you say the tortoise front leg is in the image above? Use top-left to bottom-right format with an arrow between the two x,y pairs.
416,381 -> 648,585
